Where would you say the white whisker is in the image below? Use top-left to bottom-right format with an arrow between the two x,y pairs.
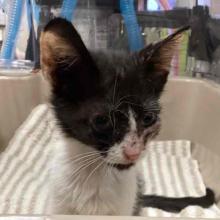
61,151 -> 99,161
114,95 -> 139,110
55,156 -> 101,188
82,159 -> 106,191
70,156 -> 103,179
114,110 -> 129,119
112,74 -> 119,105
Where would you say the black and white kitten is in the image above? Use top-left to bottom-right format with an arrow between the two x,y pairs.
40,18 -> 187,215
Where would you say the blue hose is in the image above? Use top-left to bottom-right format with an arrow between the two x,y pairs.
61,0 -> 78,22
1,0 -> 24,59
120,0 -> 143,51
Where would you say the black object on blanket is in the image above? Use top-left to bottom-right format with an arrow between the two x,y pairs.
141,188 -> 215,213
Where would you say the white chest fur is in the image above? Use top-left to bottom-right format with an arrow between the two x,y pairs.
50,138 -> 138,216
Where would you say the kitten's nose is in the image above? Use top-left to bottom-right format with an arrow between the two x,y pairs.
123,146 -> 141,161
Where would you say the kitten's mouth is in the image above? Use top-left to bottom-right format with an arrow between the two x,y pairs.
107,163 -> 134,170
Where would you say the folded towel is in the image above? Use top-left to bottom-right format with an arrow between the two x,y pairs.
142,140 -> 220,217
148,140 -> 191,157
0,105 -> 52,214
142,205 -> 220,218
142,152 -> 206,197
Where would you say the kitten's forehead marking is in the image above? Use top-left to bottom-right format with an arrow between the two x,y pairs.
128,109 -> 137,132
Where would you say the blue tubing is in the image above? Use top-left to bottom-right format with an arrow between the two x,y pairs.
61,0 -> 78,22
1,0 -> 24,59
120,0 -> 143,51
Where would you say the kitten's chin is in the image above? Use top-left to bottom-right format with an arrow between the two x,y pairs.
107,162 -> 134,170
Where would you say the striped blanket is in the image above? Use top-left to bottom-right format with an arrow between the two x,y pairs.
0,104 -> 220,218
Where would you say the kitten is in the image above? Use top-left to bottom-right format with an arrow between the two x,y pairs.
40,18 -> 187,215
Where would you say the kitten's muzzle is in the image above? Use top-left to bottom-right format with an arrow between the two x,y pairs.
121,132 -> 143,162
122,143 -> 141,161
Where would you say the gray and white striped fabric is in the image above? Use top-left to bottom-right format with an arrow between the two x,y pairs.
142,141 -> 220,218
0,105 -> 54,214
0,104 -> 220,218
143,140 -> 205,198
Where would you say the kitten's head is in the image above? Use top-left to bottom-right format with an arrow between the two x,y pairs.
40,18 -> 188,170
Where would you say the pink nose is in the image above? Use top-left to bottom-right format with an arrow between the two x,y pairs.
123,147 -> 141,161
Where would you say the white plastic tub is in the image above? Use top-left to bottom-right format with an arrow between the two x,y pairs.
159,77 -> 220,156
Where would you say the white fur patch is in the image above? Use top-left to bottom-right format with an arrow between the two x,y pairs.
128,109 -> 137,131
50,136 -> 138,215
105,109 -> 142,164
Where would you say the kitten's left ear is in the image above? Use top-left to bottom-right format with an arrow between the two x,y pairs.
138,26 -> 190,92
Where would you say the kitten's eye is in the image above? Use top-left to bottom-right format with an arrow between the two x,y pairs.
143,113 -> 157,127
92,115 -> 111,132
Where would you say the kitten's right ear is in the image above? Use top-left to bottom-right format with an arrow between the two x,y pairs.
40,17 -> 98,81
40,18 -> 99,100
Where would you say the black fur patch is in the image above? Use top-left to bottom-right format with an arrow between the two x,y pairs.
107,163 -> 134,170
141,188 -> 215,213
